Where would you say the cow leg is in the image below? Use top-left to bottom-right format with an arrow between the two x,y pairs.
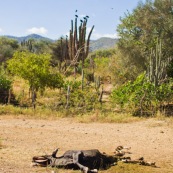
72,152 -> 89,173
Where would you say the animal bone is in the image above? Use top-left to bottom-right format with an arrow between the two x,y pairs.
121,157 -> 156,167
114,146 -> 132,157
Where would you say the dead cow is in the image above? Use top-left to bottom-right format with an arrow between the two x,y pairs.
32,148 -> 117,173
32,146 -> 156,172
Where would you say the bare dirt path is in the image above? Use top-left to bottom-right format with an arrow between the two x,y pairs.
0,116 -> 173,173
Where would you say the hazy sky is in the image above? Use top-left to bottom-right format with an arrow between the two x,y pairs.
0,0 -> 144,40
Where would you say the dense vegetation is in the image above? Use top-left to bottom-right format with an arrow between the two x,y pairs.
1,0 -> 173,119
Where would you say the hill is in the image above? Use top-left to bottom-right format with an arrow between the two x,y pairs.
90,37 -> 118,51
2,34 -> 54,42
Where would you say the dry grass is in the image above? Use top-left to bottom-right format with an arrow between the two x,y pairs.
0,103 -> 145,123
76,111 -> 142,123
0,104 -> 64,120
1,104 -> 173,125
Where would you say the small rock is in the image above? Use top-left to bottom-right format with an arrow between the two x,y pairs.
160,130 -> 164,133
51,171 -> 57,173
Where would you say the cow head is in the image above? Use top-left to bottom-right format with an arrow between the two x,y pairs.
32,148 -> 59,167
32,155 -> 52,167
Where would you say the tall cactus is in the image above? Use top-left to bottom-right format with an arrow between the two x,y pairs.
94,75 -> 101,92
21,39 -> 34,52
147,40 -> 172,86
68,14 -> 94,69
81,69 -> 84,90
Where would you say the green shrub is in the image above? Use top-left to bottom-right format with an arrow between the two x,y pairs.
111,72 -> 173,116
63,80 -> 81,90
0,75 -> 11,90
0,72 -> 12,103
60,79 -> 99,112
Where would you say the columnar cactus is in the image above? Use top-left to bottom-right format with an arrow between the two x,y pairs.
147,40 -> 172,86
68,14 -> 94,69
94,76 -> 101,92
21,40 -> 34,52
81,69 -> 84,90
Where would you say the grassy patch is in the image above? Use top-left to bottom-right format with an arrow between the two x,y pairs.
0,104 -> 142,123
76,111 -> 142,123
34,162 -> 165,173
101,162 -> 163,173
0,104 -> 63,119
1,104 -> 173,125
154,116 -> 173,128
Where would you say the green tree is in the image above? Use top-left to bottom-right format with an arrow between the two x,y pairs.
0,65 -> 12,103
7,51 -> 63,108
0,37 -> 19,63
117,0 -> 173,77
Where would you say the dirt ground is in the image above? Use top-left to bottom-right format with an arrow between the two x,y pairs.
0,116 -> 173,173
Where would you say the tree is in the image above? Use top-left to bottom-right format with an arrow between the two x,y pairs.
117,0 -> 173,77
0,66 -> 12,104
0,37 -> 19,63
7,51 -> 63,108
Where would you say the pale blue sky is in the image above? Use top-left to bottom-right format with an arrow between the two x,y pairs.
0,0 -> 144,40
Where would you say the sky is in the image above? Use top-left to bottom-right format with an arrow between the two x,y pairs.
0,0 -> 144,40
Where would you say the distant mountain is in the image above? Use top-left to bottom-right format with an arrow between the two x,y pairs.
0,34 -> 118,51
2,34 -> 54,42
90,37 -> 118,51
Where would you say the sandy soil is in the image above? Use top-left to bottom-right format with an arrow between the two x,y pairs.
0,116 -> 173,173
